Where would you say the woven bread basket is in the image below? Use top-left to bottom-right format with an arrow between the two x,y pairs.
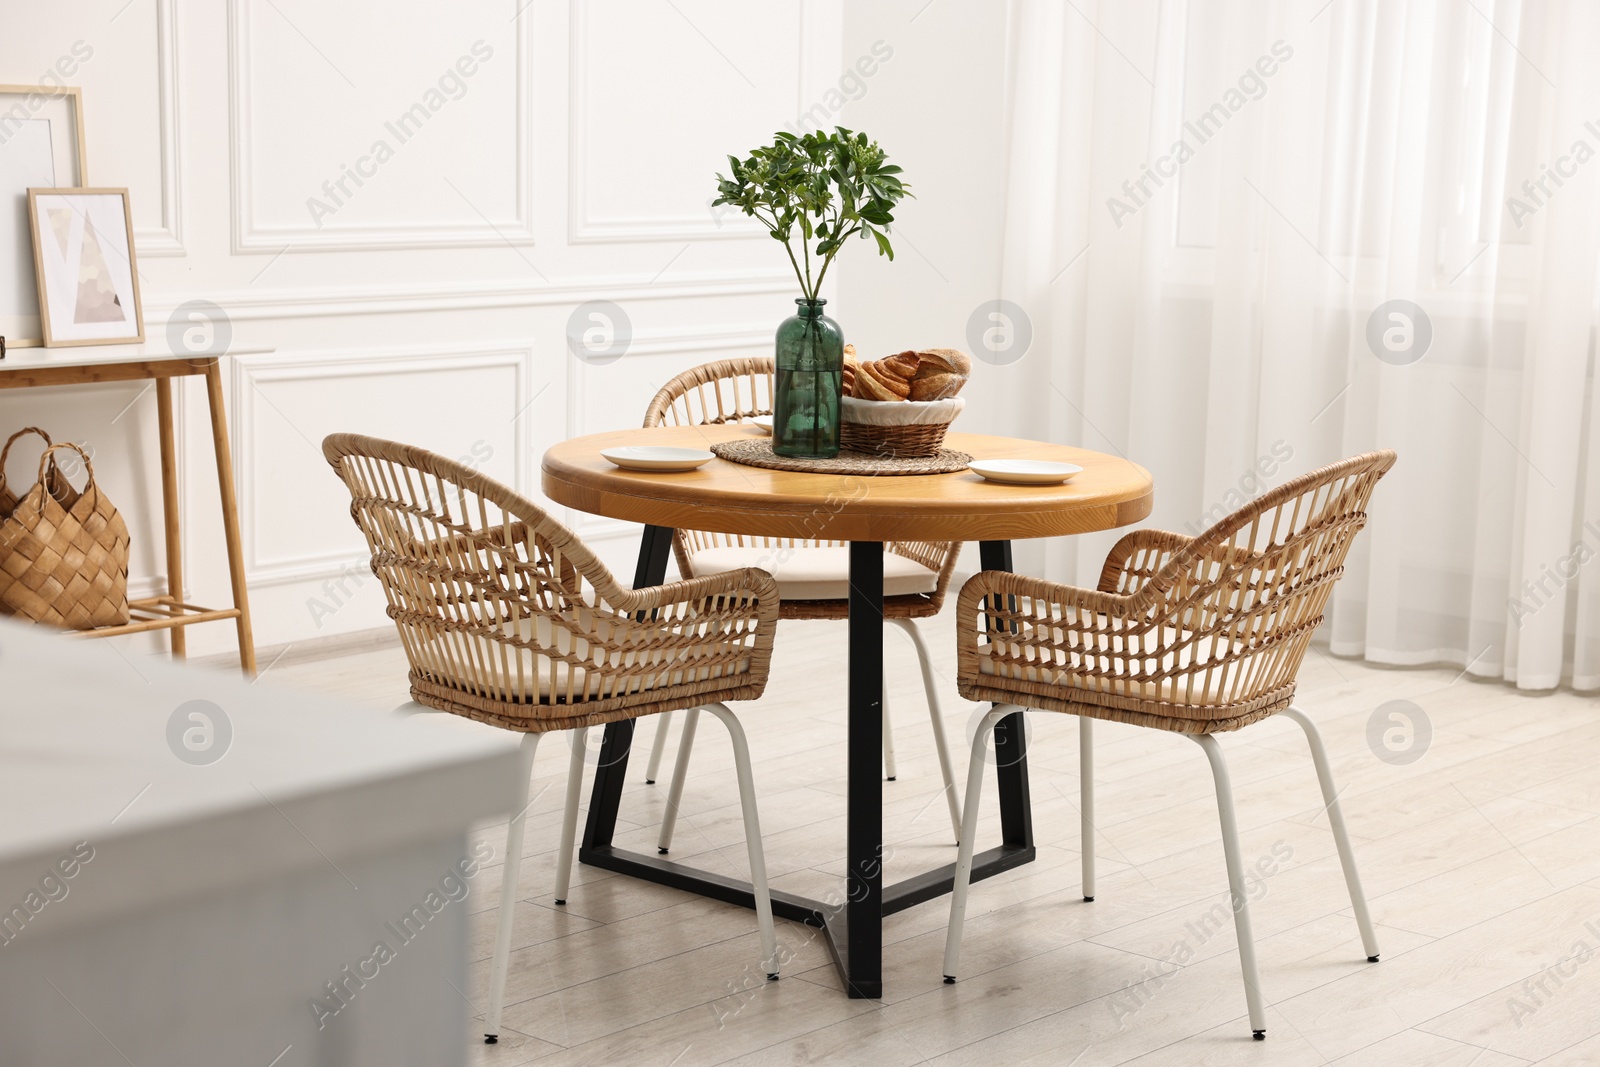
0,441 -> 130,630
839,396 -> 964,458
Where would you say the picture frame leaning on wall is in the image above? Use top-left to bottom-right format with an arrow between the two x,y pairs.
0,85 -> 87,349
27,187 -> 143,348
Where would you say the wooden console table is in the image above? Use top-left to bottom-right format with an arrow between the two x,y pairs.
0,344 -> 259,673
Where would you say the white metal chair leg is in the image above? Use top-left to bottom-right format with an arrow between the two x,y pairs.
1080,716 -> 1095,901
699,702 -> 780,978
553,727 -> 588,905
1191,733 -> 1268,1040
892,617 -> 963,843
1282,706 -> 1381,962
882,687 -> 899,781
942,704 -> 1014,982
644,710 -> 673,784
486,731 -> 541,1044
657,708 -> 701,853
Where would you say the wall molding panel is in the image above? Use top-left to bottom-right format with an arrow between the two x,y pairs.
133,0 -> 187,256
565,323 -> 772,435
231,343 -> 533,587
566,0 -> 821,244
7,0 -> 844,651
139,268 -> 795,321
226,0 -> 535,252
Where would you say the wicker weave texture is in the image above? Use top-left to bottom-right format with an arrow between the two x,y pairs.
643,357 -> 775,428
709,437 -> 971,476
0,442 -> 131,630
838,418 -> 954,459
643,358 -> 962,620
0,427 -> 78,517
956,450 -> 1397,734
323,433 -> 780,732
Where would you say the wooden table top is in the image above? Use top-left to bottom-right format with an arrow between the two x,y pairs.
541,424 -> 1153,541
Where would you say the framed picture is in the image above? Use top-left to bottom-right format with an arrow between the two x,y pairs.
27,187 -> 143,347
0,86 -> 87,348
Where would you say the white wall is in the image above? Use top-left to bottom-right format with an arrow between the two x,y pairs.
1,0 -> 899,655
835,1 -> 1008,363
836,0 -> 1010,575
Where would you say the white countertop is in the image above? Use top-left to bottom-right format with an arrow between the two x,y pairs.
0,620 -> 521,935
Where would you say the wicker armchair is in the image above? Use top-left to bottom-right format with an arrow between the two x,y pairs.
322,433 -> 784,1043
944,450 -> 1397,1041
640,357 -> 964,844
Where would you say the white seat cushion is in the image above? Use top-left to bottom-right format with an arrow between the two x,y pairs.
688,545 -> 938,601
416,611 -> 749,703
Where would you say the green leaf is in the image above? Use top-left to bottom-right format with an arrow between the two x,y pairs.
714,127 -> 910,295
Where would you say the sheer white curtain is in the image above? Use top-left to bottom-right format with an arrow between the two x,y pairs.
974,0 -> 1600,689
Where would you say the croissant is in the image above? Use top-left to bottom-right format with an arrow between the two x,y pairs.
882,350 -> 922,380
855,360 -> 911,401
850,348 -> 973,402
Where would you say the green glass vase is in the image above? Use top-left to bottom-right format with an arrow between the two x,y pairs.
772,298 -> 843,458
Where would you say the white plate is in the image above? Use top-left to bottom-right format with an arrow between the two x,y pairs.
750,415 -> 773,434
601,446 -> 715,472
969,459 -> 1083,485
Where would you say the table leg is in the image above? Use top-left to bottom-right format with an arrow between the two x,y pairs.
845,540 -> 885,999
202,359 -> 256,676
155,378 -> 185,661
573,529 -> 1034,1002
979,540 -> 1033,848
581,524 -> 673,850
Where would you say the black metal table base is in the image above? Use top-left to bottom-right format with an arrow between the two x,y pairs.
578,842 -> 1035,999
580,527 -> 1035,999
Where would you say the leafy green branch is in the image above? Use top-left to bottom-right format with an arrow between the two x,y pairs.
713,127 -> 911,303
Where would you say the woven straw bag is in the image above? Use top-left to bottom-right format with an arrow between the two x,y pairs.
0,442 -> 130,630
0,427 -> 79,518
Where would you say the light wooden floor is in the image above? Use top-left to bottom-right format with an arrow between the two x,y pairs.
271,606 -> 1600,1066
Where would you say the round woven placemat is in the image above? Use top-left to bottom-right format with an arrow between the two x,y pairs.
711,437 -> 971,476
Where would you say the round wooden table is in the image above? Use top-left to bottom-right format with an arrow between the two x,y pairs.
542,423 -> 1153,999
542,424 -> 1153,541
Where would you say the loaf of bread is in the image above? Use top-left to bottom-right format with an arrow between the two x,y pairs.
909,348 -> 972,401
850,348 -> 971,402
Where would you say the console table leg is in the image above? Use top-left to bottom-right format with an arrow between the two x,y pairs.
156,378 -> 185,661
203,359 -> 256,676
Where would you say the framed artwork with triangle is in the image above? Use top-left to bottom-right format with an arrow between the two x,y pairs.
26,186 -> 143,347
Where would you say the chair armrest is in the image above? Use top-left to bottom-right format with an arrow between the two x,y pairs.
958,570 -> 1135,641
1096,529 -> 1195,594
889,540 -> 962,604
603,567 -> 782,691
614,567 -> 779,624
955,570 -> 1167,700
